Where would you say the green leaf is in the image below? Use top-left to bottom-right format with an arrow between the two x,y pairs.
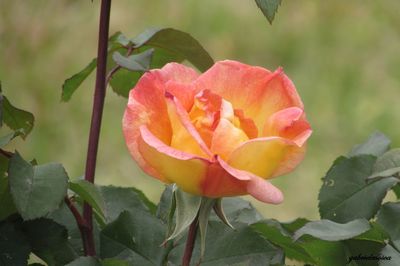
369,148 -> 400,179
0,222 -> 31,265
0,131 -> 22,148
109,47 -> 184,97
379,244 -> 400,266
266,218 -> 350,265
47,202 -> 83,254
2,96 -> 34,139
293,219 -> 370,241
65,256 -> 101,266
252,220 -> 316,264
168,222 -> 284,266
377,202 -> 400,251
167,188 -> 202,241
108,32 -> 131,50
344,240 -> 384,266
255,0 -> 282,24
0,175 -> 17,221
349,132 -> 391,157
318,155 -> 398,222
9,153 -> 69,220
101,258 -> 131,266
109,69 -> 141,98
354,222 -> 389,243
209,197 -> 263,226
100,211 -> 167,266
98,185 -> 156,223
132,28 -> 214,72
69,180 -> 106,221
392,184 -> 400,199
212,198 -> 234,229
156,185 -> 175,224
198,198 -> 216,259
112,49 -> 154,72
61,58 -> 97,102
300,239 -> 348,266
156,185 -> 176,240
22,218 -> 78,265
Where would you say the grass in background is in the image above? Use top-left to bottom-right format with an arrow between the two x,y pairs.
1,0 -> 400,221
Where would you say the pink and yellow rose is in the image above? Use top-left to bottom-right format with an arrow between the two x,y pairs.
123,60 -> 311,204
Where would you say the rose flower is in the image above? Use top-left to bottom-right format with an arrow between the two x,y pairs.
123,60 -> 311,204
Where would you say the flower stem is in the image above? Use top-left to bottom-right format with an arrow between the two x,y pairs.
64,197 -> 90,251
182,215 -> 199,266
82,0 -> 112,256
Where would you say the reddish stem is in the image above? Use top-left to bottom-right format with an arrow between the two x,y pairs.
182,216 -> 199,266
82,0 -> 112,256
64,197 -> 91,251
0,149 -> 12,158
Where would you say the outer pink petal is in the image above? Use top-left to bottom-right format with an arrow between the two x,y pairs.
263,107 -> 312,146
211,157 -> 283,204
194,60 -> 303,132
155,63 -> 199,111
123,63 -> 199,182
139,126 -> 283,204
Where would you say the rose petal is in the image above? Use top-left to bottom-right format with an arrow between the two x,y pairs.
194,60 -> 303,132
216,157 -> 283,204
246,176 -> 284,204
227,137 -> 306,179
138,125 -> 210,194
123,63 -> 200,181
234,109 -> 258,139
210,118 -> 249,160
263,107 -> 312,146
165,92 -> 212,158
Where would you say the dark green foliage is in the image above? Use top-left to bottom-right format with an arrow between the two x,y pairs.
349,132 -> 391,157
131,28 -> 214,72
98,185 -> 157,223
2,96 -> 34,139
22,218 -> 78,265
318,155 -> 397,222
8,153 -> 68,220
61,59 -> 97,102
69,180 -> 107,221
62,28 -> 213,100
255,0 -> 282,24
112,49 -> 154,72
293,219 -> 370,241
377,202 -> 400,251
100,211 -> 168,266
168,222 -> 284,266
0,221 -> 30,266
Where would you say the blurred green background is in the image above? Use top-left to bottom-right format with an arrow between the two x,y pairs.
1,1 -> 400,221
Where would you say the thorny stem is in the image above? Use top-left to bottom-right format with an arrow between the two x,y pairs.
82,0 -> 112,256
182,215 -> 199,266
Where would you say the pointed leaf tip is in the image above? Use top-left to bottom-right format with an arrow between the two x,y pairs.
255,0 -> 282,24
